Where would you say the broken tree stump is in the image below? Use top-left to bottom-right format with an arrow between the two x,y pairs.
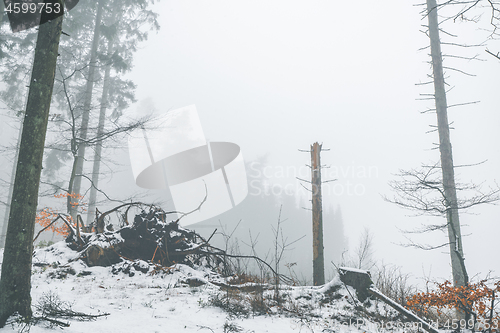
338,267 -> 373,302
338,267 -> 439,333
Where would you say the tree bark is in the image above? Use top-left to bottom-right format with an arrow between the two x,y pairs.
0,13 -> 63,326
86,39 -> 113,227
1,55 -> 35,248
69,0 -> 104,221
426,0 -> 468,287
0,120 -> 22,248
311,142 -> 325,286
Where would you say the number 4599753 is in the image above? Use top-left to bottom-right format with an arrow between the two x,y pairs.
5,2 -> 62,14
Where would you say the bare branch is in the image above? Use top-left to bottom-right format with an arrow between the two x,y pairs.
296,177 -> 312,184
486,48 -> 500,60
385,163 -> 500,220
443,66 -> 477,76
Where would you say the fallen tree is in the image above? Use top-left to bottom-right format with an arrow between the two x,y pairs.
46,203 -> 292,284
62,205 -> 219,268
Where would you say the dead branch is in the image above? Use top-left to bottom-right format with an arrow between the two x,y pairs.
442,66 -> 477,76
486,48 -> 500,60
174,182 -> 208,221
210,280 -> 273,292
33,214 -> 75,243
31,316 -> 70,327
95,202 -> 147,233
385,164 -> 499,218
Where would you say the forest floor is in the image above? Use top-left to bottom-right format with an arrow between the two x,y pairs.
0,241 -> 416,333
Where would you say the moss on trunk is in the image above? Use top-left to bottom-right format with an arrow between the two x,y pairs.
0,13 -> 63,327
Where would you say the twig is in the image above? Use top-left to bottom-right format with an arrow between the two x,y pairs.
199,246 -> 293,285
486,49 -> 500,61
196,325 -> 215,333
32,316 -> 70,327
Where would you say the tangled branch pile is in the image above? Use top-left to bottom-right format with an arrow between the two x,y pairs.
64,205 -> 227,272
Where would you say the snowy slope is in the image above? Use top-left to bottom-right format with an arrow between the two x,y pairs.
0,242 -> 404,333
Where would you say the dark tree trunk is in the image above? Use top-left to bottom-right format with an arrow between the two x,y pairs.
0,13 -> 63,327
427,0 -> 468,287
0,122 -> 21,248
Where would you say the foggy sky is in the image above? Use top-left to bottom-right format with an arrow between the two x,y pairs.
1,0 -> 499,285
124,0 -> 500,283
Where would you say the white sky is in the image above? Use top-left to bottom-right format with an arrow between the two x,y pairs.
123,0 -> 500,284
1,0 -> 497,286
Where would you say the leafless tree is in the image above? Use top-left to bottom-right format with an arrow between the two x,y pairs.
389,0 -> 499,288
55,66 -> 155,227
423,1 -> 500,61
373,263 -> 417,307
355,227 -> 376,271
339,227 -> 375,272
385,163 -> 499,282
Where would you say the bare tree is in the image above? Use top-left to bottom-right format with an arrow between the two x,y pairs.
64,0 -> 158,223
427,0 -> 468,287
339,227 -> 375,272
386,162 -> 498,287
68,0 -> 104,221
85,39 -> 113,226
355,227 -> 375,271
56,65 -> 153,222
373,263 -> 416,307
387,0 -> 498,289
428,1 -> 500,66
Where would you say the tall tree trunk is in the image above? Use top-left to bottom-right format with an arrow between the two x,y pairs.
0,13 -> 63,327
311,142 -> 325,286
86,40 -> 113,227
68,0 -> 103,220
427,0 -> 468,287
1,52 -> 35,248
0,120 -> 22,248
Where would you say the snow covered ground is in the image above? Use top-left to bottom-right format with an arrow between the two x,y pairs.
0,242 -> 407,333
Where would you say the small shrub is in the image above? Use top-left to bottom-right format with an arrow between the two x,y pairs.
223,321 -> 243,332
209,291 -> 249,318
249,292 -> 269,315
406,279 -> 500,330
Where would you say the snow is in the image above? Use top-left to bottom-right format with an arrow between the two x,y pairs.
338,266 -> 370,275
0,243 -> 426,333
368,286 -> 439,333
